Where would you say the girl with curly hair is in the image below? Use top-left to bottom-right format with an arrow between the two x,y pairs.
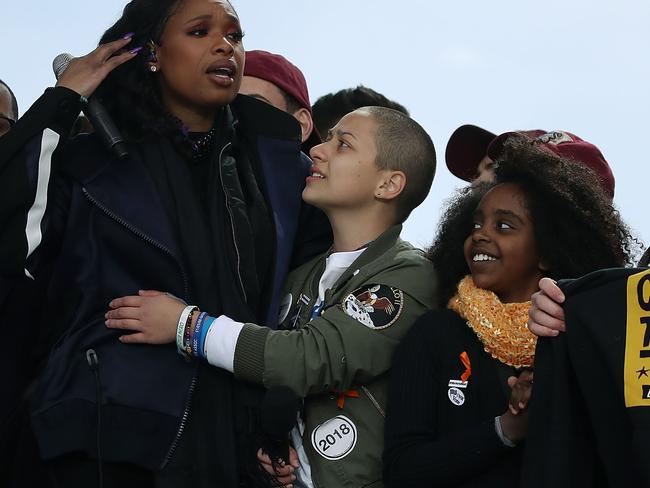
383,138 -> 636,487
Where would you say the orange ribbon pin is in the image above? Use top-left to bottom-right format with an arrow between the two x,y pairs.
460,351 -> 472,382
334,389 -> 360,410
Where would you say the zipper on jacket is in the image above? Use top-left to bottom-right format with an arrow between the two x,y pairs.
82,188 -> 197,466
361,386 -> 385,418
86,348 -> 105,488
160,373 -> 197,468
217,142 -> 247,302
82,188 -> 190,295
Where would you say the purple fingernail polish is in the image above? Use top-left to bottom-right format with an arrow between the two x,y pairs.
129,46 -> 143,54
122,32 -> 135,39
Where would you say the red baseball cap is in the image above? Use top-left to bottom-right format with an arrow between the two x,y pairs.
244,50 -> 321,150
445,125 -> 496,181
446,125 -> 615,199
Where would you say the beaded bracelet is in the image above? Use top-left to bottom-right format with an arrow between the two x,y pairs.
183,308 -> 197,358
183,309 -> 195,353
177,305 -> 198,359
181,308 -> 198,359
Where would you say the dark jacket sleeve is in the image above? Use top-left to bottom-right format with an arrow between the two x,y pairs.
383,311 -> 511,487
0,86 -> 81,279
289,153 -> 332,269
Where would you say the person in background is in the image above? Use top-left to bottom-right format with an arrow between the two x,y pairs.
383,139 -> 634,487
445,124 -> 616,199
311,85 -> 408,140
0,78 -> 17,137
240,49 -> 320,152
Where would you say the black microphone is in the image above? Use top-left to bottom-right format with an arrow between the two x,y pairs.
259,386 -> 301,470
53,53 -> 129,159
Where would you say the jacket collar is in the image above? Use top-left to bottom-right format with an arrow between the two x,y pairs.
81,141 -> 182,260
328,224 -> 404,292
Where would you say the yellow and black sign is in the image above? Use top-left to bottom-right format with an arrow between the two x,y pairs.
624,269 -> 650,407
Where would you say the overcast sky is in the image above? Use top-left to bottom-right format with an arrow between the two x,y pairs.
3,0 -> 649,255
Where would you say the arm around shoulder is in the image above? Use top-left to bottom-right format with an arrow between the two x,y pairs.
232,239 -> 437,395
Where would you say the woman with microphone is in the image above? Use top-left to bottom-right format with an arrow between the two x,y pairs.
0,0 -> 329,486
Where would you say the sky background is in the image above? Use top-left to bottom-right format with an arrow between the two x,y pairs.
3,0 -> 649,256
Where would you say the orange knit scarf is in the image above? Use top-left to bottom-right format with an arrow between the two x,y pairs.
448,276 -> 536,368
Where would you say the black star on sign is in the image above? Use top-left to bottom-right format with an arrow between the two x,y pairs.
637,366 -> 649,379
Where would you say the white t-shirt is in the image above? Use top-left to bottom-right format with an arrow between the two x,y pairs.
292,248 -> 365,488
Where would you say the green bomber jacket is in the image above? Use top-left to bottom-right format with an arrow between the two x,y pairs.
233,225 -> 438,487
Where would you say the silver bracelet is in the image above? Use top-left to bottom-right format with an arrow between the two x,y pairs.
494,416 -> 516,448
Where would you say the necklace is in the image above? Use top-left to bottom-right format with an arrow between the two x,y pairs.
447,276 -> 536,368
190,127 -> 216,160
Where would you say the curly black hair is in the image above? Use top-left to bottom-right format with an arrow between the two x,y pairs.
428,138 -> 637,307
94,0 -> 236,154
426,183 -> 489,307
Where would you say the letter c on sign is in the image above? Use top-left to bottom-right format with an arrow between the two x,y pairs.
637,274 -> 650,311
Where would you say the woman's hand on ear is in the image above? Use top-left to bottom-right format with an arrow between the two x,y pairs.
56,34 -> 141,98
